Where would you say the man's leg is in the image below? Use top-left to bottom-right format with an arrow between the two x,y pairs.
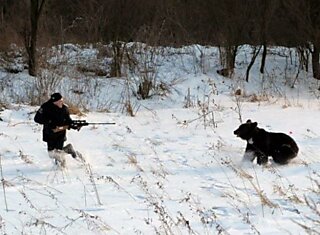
63,143 -> 84,161
62,143 -> 77,158
47,138 -> 64,151
47,139 -> 66,167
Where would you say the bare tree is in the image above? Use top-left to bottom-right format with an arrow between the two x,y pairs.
24,0 -> 46,76
212,0 -> 254,77
308,0 -> 320,80
0,1 -> 5,26
283,0 -> 320,80
258,0 -> 278,74
246,46 -> 262,82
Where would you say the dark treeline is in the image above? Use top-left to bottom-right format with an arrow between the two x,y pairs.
1,0 -> 319,47
0,0 -> 320,78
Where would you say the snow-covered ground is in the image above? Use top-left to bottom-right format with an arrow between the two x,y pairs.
0,45 -> 319,234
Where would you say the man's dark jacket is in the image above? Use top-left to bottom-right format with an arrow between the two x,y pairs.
34,100 -> 73,142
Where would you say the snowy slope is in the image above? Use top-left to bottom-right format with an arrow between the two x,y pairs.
0,45 -> 319,234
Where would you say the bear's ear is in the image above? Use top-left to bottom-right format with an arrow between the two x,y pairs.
246,119 -> 252,123
252,122 -> 258,128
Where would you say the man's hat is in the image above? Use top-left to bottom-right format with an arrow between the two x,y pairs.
50,92 -> 63,102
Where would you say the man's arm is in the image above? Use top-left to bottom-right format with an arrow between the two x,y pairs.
52,125 -> 69,133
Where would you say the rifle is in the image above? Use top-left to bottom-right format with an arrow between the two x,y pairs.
71,120 -> 116,129
52,120 -> 115,133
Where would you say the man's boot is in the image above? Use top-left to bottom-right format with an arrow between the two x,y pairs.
63,144 -> 84,162
62,144 -> 77,158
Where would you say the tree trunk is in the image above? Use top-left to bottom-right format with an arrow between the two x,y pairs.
246,46 -> 262,82
260,43 -> 267,74
311,44 -> 320,80
227,45 -> 238,72
217,45 -> 238,78
26,0 -> 45,77
28,0 -> 39,76
110,41 -> 124,77
1,5 -> 4,25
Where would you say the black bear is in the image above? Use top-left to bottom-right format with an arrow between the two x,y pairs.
234,120 -> 299,165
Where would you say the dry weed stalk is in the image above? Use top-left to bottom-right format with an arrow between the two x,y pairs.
32,67 -> 62,105
185,192 -> 229,234
293,173 -> 320,233
127,154 -> 144,172
308,174 -> 320,194
76,209 -> 115,234
18,188 -> 40,212
273,184 -> 304,204
267,165 -> 304,204
16,174 -> 62,194
19,150 -> 33,164
119,78 -> 140,116
247,179 -> 278,209
176,211 -> 194,233
230,164 -> 278,209
197,79 -> 218,129
0,215 -> 6,234
97,175 -> 137,201
27,218 -> 61,234
0,155 -> 8,211
223,195 -> 261,234
150,164 -> 169,180
294,196 -> 320,235
128,43 -> 161,100
183,87 -> 194,108
84,163 -> 102,206
132,175 -> 182,235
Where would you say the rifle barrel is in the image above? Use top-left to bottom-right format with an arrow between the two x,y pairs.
87,122 -> 116,125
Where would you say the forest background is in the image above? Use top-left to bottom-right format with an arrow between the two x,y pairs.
0,0 -> 320,89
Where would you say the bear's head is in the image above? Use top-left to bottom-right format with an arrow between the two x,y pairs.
234,119 -> 258,140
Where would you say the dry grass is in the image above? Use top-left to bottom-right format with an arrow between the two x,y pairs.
66,102 -> 85,116
127,154 -> 144,172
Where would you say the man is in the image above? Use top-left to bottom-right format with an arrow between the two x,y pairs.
34,92 -> 82,167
